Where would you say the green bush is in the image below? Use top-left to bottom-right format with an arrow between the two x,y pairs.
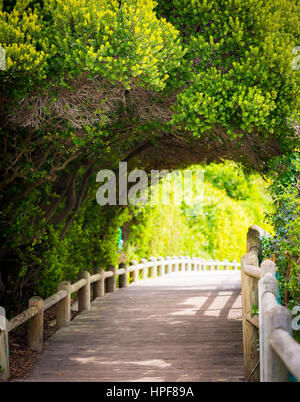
263,152 -> 300,312
123,162 -> 272,263
0,0 -> 298,316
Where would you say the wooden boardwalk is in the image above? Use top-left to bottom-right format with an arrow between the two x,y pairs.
23,271 -> 244,382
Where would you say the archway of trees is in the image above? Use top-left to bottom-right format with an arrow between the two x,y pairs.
0,0 -> 299,310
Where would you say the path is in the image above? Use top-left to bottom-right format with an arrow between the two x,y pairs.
24,271 -> 244,382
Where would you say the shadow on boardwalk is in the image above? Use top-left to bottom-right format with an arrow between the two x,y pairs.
22,271 -> 244,382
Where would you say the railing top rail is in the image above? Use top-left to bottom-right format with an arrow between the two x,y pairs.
43,289 -> 68,311
71,278 -> 87,294
243,264 -> 261,279
269,328 -> 300,381
7,306 -> 39,332
3,256 -> 240,335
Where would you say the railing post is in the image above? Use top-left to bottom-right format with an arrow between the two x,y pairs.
173,256 -> 179,272
186,256 -> 191,271
262,293 -> 291,381
56,281 -> 71,329
179,256 -> 184,271
93,268 -> 105,298
157,257 -> 165,276
183,256 -> 186,271
0,307 -> 9,381
106,265 -> 117,293
78,271 -> 91,312
165,256 -> 172,274
178,255 -> 184,272
119,263 -> 128,288
223,259 -> 229,270
149,257 -> 157,278
171,258 -> 176,273
232,259 -> 238,270
241,251 -> 260,382
182,256 -> 186,271
258,260 -> 277,381
140,258 -> 148,280
247,225 -> 265,263
28,296 -> 43,352
259,272 -> 277,382
130,260 -> 138,282
179,256 -> 183,271
241,226 -> 262,382
208,259 -> 213,271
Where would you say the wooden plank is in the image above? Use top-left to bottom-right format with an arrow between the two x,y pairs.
22,271 -> 244,382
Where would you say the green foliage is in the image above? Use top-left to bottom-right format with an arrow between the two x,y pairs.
157,0 -> 300,148
0,0 -> 298,317
0,3 -> 47,88
124,162 -> 271,262
0,0 -> 183,93
263,152 -> 300,313
251,304 -> 259,317
204,162 -> 258,200
32,199 -> 131,298
5,161 -> 272,302
0,0 -> 184,307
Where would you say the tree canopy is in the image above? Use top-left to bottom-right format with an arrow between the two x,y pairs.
0,0 -> 299,308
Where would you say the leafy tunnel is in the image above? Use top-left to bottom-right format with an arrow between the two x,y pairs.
0,0 -> 299,311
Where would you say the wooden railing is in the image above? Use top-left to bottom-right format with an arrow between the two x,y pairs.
241,226 -> 300,382
0,255 -> 240,381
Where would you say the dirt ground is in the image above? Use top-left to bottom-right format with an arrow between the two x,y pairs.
8,306 -> 78,380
